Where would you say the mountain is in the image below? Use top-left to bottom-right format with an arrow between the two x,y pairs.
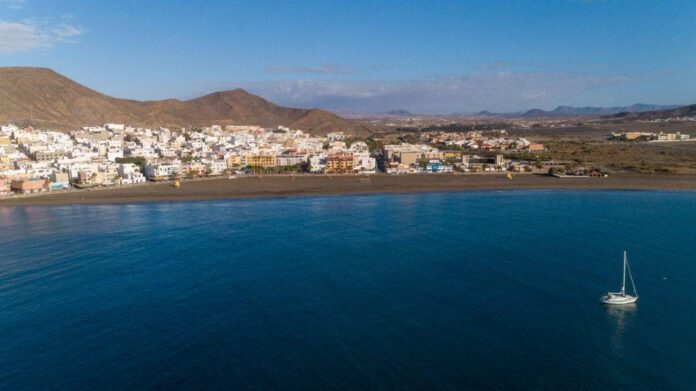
0,67 -> 369,135
521,109 -> 549,118
521,104 -> 681,118
385,109 -> 414,116
610,103 -> 696,120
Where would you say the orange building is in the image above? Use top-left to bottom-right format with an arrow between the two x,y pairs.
326,153 -> 354,173
528,143 -> 545,152
10,179 -> 48,194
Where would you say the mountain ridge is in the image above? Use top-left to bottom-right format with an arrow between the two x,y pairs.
609,104 -> 696,120
0,67 -> 369,135
472,103 -> 682,118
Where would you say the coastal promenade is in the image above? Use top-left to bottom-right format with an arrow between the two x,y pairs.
1,173 -> 696,207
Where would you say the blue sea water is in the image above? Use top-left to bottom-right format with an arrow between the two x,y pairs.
0,191 -> 695,390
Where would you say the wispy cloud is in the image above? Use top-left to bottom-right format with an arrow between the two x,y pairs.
190,71 -> 632,114
0,19 -> 83,53
266,64 -> 360,75
0,0 -> 25,10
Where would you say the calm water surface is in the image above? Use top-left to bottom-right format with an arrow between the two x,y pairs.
0,191 -> 695,390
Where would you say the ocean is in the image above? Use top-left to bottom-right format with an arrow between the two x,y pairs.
0,191 -> 695,390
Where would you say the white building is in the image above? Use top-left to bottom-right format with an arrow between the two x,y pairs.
352,152 -> 376,173
144,161 -> 181,179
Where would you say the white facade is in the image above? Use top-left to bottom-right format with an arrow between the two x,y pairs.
144,161 -> 181,179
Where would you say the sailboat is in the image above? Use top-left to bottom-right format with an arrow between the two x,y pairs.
600,251 -> 638,305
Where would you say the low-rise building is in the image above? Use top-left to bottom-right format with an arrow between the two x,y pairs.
11,179 -> 48,194
144,161 -> 181,181
352,152 -> 376,173
245,154 -> 277,168
277,153 -> 307,167
35,150 -> 65,162
117,163 -> 146,184
326,153 -> 354,173
207,160 -> 227,175
0,178 -> 11,196
50,172 -> 70,190
426,160 -> 453,173
226,155 -> 242,169
308,155 -> 326,173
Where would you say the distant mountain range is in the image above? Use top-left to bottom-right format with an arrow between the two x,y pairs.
474,104 -> 682,118
2,67 -> 691,130
609,103 -> 696,120
0,67 -> 369,135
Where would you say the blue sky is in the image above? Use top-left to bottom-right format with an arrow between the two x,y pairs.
1,0 -> 695,113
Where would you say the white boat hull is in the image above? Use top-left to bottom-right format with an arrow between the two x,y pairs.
600,292 -> 638,305
601,251 -> 639,305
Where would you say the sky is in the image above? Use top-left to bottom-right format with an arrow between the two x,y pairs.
1,0 -> 695,114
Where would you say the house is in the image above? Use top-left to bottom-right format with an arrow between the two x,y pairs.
182,162 -> 207,177
76,171 -> 111,187
117,163 -> 146,184
352,152 -> 376,173
226,155 -> 242,169
144,161 -> 181,181
11,179 -> 48,194
309,155 -> 326,173
206,160 -> 227,175
50,172 -> 70,190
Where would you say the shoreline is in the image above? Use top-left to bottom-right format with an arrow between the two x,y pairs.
1,173 -> 696,207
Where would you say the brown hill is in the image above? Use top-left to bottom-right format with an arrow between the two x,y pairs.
609,103 -> 696,120
0,67 -> 369,135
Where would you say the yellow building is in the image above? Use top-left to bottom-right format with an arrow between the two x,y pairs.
621,132 -> 653,141
245,154 -> 277,168
226,155 -> 242,169
399,151 -> 418,166
442,151 -> 461,159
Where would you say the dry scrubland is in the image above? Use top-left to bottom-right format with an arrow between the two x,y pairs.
493,122 -> 696,174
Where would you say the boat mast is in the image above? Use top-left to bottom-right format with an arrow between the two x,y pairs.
626,255 -> 638,297
622,251 -> 627,296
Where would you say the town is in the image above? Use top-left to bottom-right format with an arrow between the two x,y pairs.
0,122 -> 561,196
4,122 -> 692,197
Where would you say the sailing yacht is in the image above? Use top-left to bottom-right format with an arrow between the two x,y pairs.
601,251 -> 638,305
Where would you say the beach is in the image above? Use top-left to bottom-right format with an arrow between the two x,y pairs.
1,173 -> 696,207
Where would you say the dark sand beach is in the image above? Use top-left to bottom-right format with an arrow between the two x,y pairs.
2,173 -> 696,207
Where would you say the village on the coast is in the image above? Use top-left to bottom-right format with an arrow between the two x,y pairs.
0,121 -> 688,197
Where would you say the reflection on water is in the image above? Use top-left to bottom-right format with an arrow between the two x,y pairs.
605,303 -> 637,350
